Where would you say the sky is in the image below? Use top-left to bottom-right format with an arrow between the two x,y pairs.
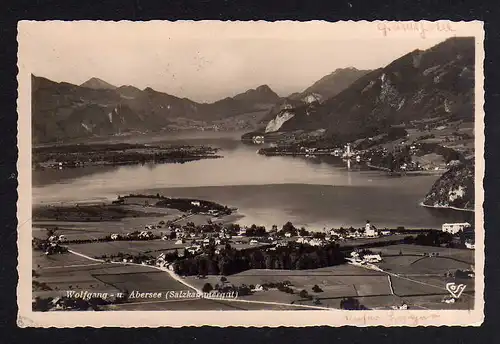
19,21 -> 458,103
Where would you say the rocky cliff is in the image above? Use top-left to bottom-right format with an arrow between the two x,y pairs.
262,68 -> 371,132
422,160 -> 475,211
264,37 -> 475,141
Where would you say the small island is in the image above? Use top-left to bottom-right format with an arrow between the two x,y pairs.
32,142 -> 222,170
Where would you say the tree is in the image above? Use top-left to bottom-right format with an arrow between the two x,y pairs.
312,285 -> 323,293
299,289 -> 309,299
220,276 -> 227,283
340,297 -> 360,310
46,228 -> 56,238
283,221 -> 295,233
202,283 -> 213,293
299,227 -> 309,237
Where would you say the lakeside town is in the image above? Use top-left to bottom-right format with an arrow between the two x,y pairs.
249,117 -> 474,176
32,193 -> 475,312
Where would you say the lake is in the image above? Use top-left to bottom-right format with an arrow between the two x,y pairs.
33,131 -> 472,230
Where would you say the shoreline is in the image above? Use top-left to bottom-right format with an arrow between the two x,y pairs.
366,162 -> 446,176
419,202 -> 474,213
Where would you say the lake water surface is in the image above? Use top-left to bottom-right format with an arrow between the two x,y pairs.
33,131 -> 471,230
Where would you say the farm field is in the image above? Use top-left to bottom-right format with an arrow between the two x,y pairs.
101,297 -> 300,311
33,253 -> 191,301
376,244 -> 474,263
92,269 -> 187,295
33,216 -> 169,240
66,240 -> 184,257
378,255 -> 473,275
185,264 -> 393,308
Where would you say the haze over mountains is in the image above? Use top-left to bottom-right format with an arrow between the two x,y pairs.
263,37 -> 475,140
32,66 -> 369,143
32,37 -> 474,144
32,75 -> 281,143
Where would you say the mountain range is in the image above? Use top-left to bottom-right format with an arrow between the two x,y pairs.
32,37 -> 474,144
263,37 -> 475,140
32,76 -> 281,143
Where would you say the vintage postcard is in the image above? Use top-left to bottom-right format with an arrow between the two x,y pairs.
17,20 -> 484,327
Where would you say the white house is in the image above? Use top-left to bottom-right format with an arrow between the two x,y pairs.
363,254 -> 382,263
365,221 -> 378,237
249,239 -> 259,245
175,239 -> 184,245
187,245 -> 202,254
441,222 -> 471,234
308,238 -> 323,246
381,230 -> 391,236
465,240 -> 475,249
252,284 -> 264,292
296,237 -> 307,244
191,201 -> 201,207
284,232 -> 292,238
110,233 -> 120,240
139,230 -> 153,239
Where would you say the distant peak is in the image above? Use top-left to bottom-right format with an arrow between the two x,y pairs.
80,77 -> 116,90
333,67 -> 359,74
255,84 -> 273,92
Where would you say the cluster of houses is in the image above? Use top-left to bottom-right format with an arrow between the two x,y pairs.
349,250 -> 383,264
43,235 -> 68,255
48,234 -> 67,243
109,230 -> 156,241
325,222 -> 389,240
295,236 -> 328,247
440,222 -> 475,250
189,201 -> 226,217
441,222 -> 471,234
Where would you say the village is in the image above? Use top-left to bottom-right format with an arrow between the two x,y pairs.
32,192 -> 475,312
32,214 -> 476,312
254,118 -> 474,175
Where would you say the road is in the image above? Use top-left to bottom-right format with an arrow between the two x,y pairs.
67,249 -> 332,310
348,261 -> 473,300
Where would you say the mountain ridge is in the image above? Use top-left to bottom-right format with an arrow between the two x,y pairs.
32,76 -> 282,143
261,67 -> 372,132
263,37 -> 475,140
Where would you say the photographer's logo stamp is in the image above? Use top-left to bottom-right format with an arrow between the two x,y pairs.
446,283 -> 466,299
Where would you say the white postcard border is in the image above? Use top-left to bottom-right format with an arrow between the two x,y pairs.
16,20 -> 485,327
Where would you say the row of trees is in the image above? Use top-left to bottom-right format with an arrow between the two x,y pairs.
404,230 -> 458,247
174,243 -> 346,276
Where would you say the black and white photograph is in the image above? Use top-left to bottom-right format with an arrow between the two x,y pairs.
16,20 -> 484,327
